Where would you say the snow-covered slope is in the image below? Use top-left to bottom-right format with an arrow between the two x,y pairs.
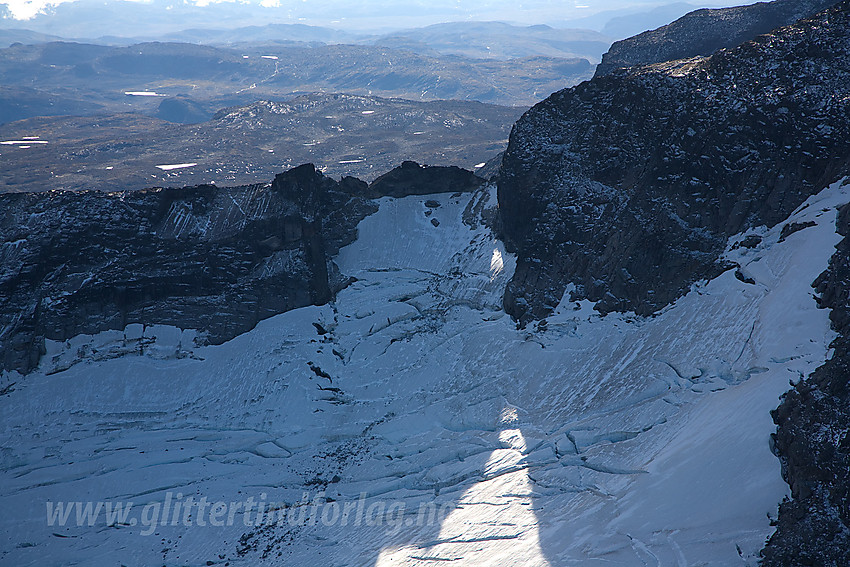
1,179 -> 848,566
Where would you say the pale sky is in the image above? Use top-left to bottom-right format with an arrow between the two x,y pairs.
1,0 -> 748,26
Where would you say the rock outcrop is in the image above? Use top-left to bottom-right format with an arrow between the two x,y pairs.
0,164 -> 372,374
0,162 -> 481,375
497,0 -> 850,323
595,0 -> 840,77
762,202 -> 850,566
367,160 -> 485,198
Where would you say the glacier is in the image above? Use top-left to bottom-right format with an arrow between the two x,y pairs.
1,178 -> 848,566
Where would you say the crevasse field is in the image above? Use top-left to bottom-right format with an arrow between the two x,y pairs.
2,178 -> 848,566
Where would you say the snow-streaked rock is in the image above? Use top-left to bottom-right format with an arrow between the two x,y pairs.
499,0 -> 850,323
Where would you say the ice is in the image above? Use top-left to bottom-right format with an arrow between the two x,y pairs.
1,179 -> 848,566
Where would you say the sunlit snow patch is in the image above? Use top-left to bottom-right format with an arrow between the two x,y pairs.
124,91 -> 164,97
490,248 -> 504,280
156,163 -> 198,171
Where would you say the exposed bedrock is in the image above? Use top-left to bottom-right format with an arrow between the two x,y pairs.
762,202 -> 850,566
595,0 -> 841,77
497,1 -> 850,323
0,161 -> 482,375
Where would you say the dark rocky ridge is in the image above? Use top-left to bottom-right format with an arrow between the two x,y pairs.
0,162 -> 482,375
497,0 -> 850,323
367,160 -> 485,198
761,203 -> 850,566
595,0 -> 840,77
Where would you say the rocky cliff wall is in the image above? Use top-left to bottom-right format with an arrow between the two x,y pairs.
595,0 -> 840,77
0,162 -> 483,375
498,1 -> 850,323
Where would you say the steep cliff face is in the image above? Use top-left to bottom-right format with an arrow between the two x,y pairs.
0,162 -> 483,375
761,202 -> 850,566
595,0 -> 840,77
498,1 -> 850,323
0,164 -> 369,375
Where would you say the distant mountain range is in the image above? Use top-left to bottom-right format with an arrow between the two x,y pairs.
370,21 -> 611,61
0,20 -> 613,62
599,2 -> 697,38
0,38 -> 594,125
0,0 -> 736,38
0,3 -> 749,57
